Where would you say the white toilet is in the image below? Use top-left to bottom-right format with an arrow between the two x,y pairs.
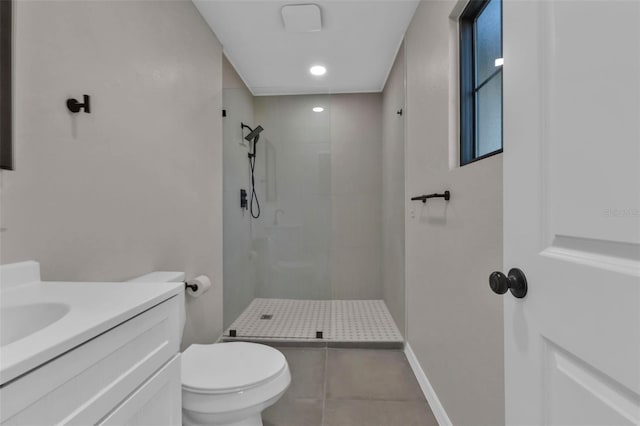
128,271 -> 291,426
182,342 -> 290,426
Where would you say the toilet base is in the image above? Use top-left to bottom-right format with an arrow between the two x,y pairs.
183,411 -> 262,426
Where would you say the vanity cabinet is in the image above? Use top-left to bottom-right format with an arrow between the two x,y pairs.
0,295 -> 182,425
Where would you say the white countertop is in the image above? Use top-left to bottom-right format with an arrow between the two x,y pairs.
0,279 -> 183,385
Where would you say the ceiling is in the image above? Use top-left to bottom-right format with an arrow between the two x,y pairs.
193,0 -> 419,96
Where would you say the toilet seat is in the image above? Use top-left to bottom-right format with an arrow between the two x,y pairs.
181,342 -> 287,394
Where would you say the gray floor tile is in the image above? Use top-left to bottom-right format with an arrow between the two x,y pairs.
263,398 -> 323,426
323,399 -> 438,426
326,349 -> 425,401
276,347 -> 327,399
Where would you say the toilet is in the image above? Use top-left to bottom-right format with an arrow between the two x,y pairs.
127,271 -> 291,426
182,342 -> 290,426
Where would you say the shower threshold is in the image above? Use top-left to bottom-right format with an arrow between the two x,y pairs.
222,298 -> 404,349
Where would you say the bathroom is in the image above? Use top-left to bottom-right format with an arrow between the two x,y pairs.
1,1 -> 638,425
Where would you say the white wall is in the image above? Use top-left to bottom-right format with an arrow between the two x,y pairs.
0,0 -> 224,350
222,57 -> 258,327
382,44 -> 406,334
404,1 -> 505,424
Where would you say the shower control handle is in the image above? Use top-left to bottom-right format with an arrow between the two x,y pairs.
240,189 -> 248,210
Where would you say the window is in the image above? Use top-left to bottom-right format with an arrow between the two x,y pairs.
459,0 -> 502,166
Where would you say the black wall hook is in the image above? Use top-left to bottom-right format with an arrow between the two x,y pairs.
67,95 -> 91,114
411,190 -> 451,203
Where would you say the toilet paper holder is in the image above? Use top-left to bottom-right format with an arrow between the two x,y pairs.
183,275 -> 211,298
185,281 -> 198,292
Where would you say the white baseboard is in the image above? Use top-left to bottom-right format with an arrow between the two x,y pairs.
404,343 -> 453,426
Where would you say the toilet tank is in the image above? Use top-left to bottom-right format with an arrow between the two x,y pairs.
127,271 -> 186,343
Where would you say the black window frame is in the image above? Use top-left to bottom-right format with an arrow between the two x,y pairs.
0,0 -> 13,170
459,0 -> 503,166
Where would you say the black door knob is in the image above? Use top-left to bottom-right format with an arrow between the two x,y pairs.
489,268 -> 528,298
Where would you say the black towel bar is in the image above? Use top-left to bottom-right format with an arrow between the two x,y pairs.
411,190 -> 451,203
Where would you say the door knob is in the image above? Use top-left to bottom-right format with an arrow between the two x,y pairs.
489,268 -> 528,298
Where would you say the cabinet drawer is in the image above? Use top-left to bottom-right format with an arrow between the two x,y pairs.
99,354 -> 181,426
1,296 -> 180,425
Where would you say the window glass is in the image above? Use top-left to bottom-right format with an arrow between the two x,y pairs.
475,0 -> 502,85
476,72 -> 502,157
459,0 -> 502,166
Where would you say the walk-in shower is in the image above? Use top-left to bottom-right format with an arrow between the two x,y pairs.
222,90 -> 402,346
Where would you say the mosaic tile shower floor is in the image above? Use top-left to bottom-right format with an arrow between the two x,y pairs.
223,299 -> 403,347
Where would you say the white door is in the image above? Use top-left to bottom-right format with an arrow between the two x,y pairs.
502,1 -> 640,424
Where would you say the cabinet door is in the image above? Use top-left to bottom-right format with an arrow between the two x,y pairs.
1,296 -> 181,425
99,355 -> 181,426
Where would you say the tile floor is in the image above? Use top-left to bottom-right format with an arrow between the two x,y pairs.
262,347 -> 438,426
224,299 -> 403,345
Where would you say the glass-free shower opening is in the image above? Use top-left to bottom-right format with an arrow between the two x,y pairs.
222,88 -> 402,347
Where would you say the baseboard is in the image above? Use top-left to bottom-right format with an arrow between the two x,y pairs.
404,343 -> 453,426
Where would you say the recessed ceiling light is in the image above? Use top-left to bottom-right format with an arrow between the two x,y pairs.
310,65 -> 326,76
313,107 -> 324,112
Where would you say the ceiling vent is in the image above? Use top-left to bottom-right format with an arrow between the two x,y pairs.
281,4 -> 322,33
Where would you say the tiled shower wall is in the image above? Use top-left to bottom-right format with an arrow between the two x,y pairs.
253,95 -> 333,301
329,94 -> 383,300
253,94 -> 383,301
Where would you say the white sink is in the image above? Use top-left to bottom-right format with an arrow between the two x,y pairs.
0,261 -> 184,385
0,303 -> 70,346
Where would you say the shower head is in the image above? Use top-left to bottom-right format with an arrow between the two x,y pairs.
242,124 -> 264,142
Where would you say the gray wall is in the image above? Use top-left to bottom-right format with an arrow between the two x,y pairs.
330,93 -> 383,299
249,93 -> 383,301
222,57 -> 258,327
404,1 -> 505,424
0,0 -> 224,350
382,44 -> 406,335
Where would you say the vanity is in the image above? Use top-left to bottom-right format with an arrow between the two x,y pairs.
0,261 -> 184,425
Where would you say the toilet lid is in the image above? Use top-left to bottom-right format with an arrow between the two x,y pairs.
181,342 -> 287,393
